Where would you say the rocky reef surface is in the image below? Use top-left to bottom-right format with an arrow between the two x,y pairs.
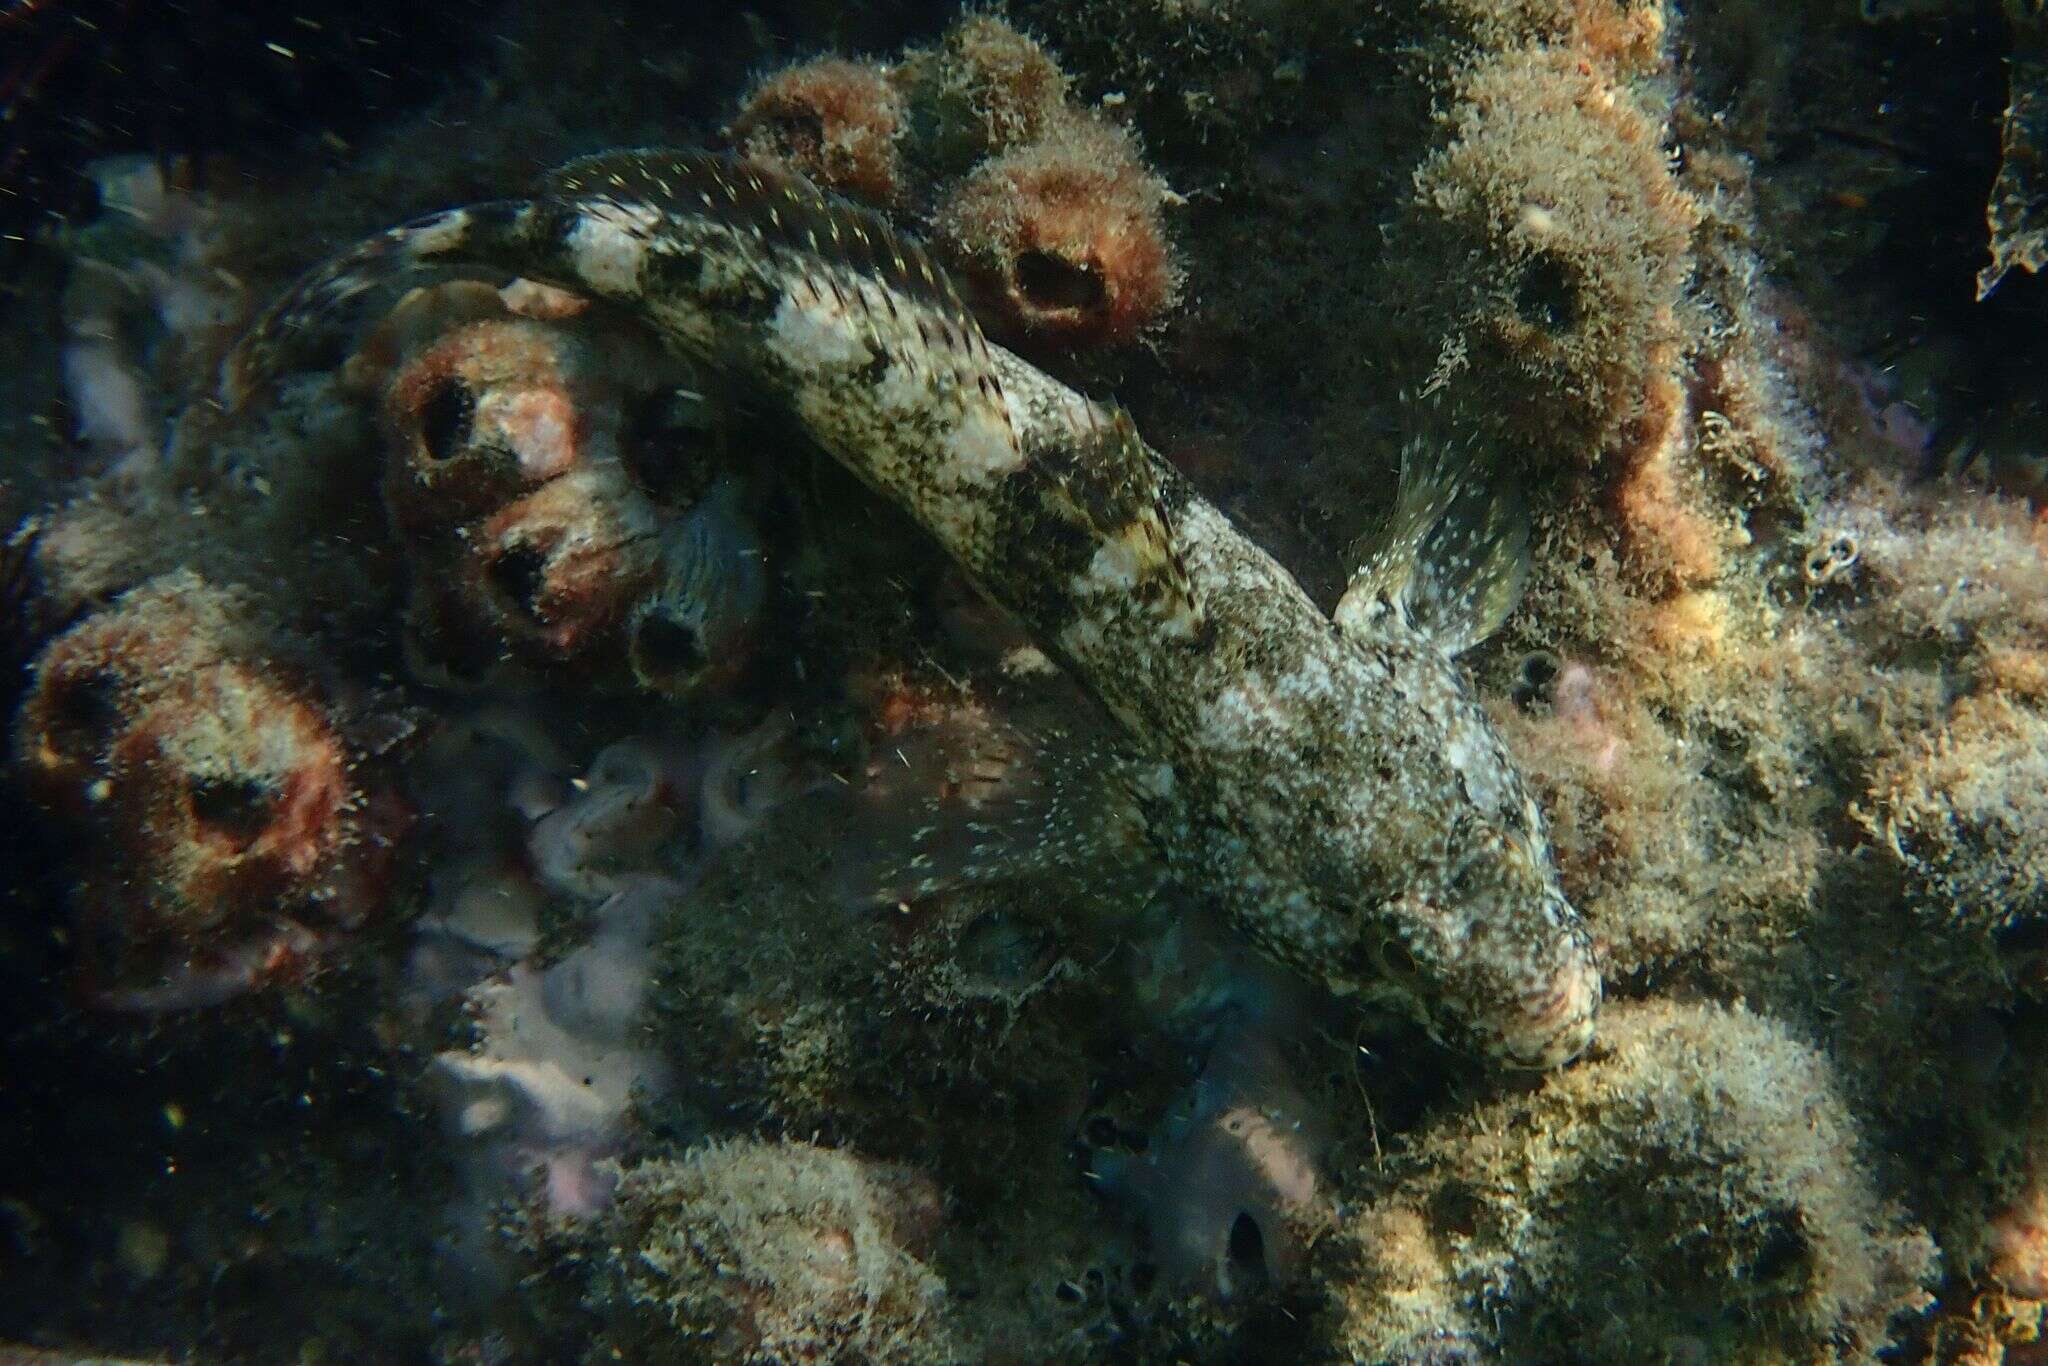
1,1 -> 2045,1362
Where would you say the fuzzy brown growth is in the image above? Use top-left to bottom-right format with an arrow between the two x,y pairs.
356,282 -> 712,675
898,14 -> 1071,170
729,57 -> 911,207
595,1140 -> 957,1360
936,118 -> 1181,346
1329,1000 -> 1937,1360
14,573 -> 398,1004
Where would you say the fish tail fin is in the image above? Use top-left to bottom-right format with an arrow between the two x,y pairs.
220,200 -> 544,411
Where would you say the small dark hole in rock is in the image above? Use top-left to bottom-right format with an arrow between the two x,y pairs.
1015,249 -> 1106,312
632,612 -> 707,681
1751,1213 -> 1809,1285
1514,254 -> 1581,332
1129,1261 -> 1158,1296
620,392 -> 715,507
1226,1212 -> 1270,1291
1431,1182 -> 1484,1238
768,110 -> 826,153
189,775 -> 277,846
1377,936 -> 1419,981
1513,649 -> 1562,709
50,673 -> 121,757
489,545 -> 550,619
419,379 -> 476,461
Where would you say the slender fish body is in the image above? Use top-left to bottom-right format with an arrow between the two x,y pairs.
228,150 -> 1598,1067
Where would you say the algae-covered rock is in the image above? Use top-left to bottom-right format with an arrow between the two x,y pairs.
1396,41 -> 1700,472
1324,999 -> 1939,1362
590,1139 -> 958,1364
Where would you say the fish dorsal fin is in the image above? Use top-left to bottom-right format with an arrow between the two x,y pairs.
1334,436 -> 1529,657
542,147 -> 1002,423
1033,401 -> 1203,637
224,147 -> 991,416
539,148 -> 973,322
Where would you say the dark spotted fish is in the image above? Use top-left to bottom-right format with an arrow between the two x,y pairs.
224,149 -> 1597,1067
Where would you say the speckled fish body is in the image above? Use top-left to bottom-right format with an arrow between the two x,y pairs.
228,150 -> 1598,1067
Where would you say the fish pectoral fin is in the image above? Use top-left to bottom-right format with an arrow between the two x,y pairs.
1334,435 -> 1529,657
